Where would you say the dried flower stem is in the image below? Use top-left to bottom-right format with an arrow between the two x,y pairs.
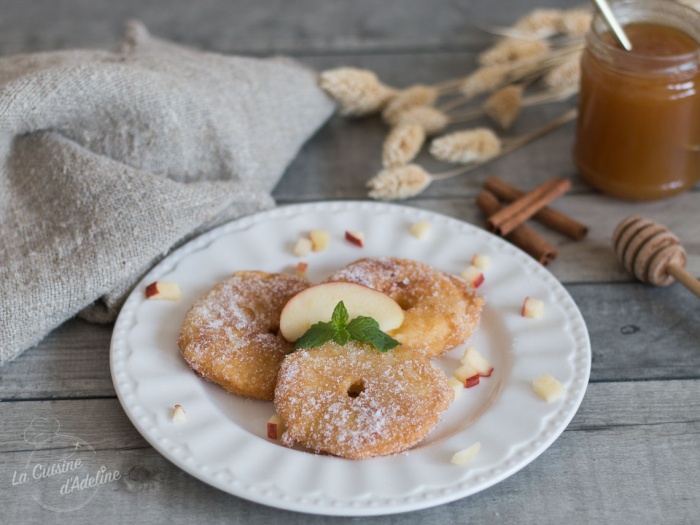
430,108 -> 577,181
432,77 -> 467,93
447,84 -> 577,126
438,41 -> 583,113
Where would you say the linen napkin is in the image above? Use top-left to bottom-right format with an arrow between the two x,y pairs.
0,21 -> 334,365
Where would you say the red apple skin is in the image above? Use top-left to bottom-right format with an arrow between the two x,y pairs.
267,422 -> 279,440
521,297 -> 531,316
145,282 -> 159,298
465,375 -> 480,388
345,231 -> 365,247
521,297 -> 544,318
480,367 -> 494,378
279,280 -> 404,341
471,273 -> 485,289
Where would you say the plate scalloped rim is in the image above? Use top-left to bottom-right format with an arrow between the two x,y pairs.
110,200 -> 591,516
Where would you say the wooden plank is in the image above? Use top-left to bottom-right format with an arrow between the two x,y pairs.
1,381 -> 698,523
0,0 -> 585,55
570,282 -> 700,382
0,319 -> 114,400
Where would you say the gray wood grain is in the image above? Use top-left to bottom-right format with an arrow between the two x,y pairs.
1,381 -> 698,524
0,0 -> 585,55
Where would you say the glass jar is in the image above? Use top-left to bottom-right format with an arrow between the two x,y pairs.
573,0 -> 700,201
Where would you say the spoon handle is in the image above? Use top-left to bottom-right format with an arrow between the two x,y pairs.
591,0 -> 633,51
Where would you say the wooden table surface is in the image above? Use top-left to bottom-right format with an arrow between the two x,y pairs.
2,1 -> 699,523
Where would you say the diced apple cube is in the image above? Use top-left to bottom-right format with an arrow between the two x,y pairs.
460,346 -> 493,377
267,414 -> 286,440
471,253 -> 492,270
172,404 -> 187,423
450,442 -> 481,465
309,230 -> 330,252
410,220 -> 432,239
293,237 -> 313,257
455,364 -> 480,388
522,296 -> 545,318
345,230 -> 365,248
532,374 -> 565,403
460,266 -> 484,288
295,262 -> 309,277
447,377 -> 464,400
145,281 -> 182,301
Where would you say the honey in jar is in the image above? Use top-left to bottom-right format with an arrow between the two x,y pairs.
574,0 -> 700,200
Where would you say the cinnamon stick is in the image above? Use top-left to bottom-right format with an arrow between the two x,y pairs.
486,177 -> 571,236
484,176 -> 588,240
476,190 -> 557,265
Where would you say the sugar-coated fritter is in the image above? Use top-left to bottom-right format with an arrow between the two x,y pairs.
179,271 -> 309,401
274,341 -> 454,459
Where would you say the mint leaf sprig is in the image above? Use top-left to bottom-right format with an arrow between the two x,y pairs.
294,301 -> 401,352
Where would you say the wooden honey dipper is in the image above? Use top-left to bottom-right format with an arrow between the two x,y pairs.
612,216 -> 700,298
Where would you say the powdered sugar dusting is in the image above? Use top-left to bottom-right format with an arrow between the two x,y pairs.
179,271 -> 309,400
275,341 -> 453,459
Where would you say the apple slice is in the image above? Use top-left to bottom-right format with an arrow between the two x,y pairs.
279,281 -> 404,342
460,266 -> 484,288
532,374 -> 565,403
522,296 -> 545,318
455,364 -> 480,388
145,281 -> 182,300
450,442 -> 481,465
460,346 -> 493,377
267,414 -> 286,440
345,230 -> 365,248
310,230 -> 330,252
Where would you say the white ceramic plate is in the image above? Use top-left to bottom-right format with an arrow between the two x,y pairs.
111,201 -> 591,516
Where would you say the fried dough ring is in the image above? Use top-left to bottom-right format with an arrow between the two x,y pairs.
179,271 -> 309,401
274,342 -> 453,459
329,257 -> 483,358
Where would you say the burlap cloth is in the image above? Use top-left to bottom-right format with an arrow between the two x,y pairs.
0,21 -> 334,365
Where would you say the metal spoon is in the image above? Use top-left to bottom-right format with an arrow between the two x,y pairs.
591,0 -> 633,51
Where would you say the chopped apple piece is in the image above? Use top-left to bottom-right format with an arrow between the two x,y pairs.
279,281 -> 404,342
293,237 -> 312,257
295,261 -> 309,277
172,404 -> 187,423
410,220 -> 432,239
455,364 -> 480,388
522,296 -> 545,318
145,281 -> 182,301
447,377 -> 464,399
309,230 -> 330,252
471,253 -> 492,270
460,346 -> 493,377
267,414 -> 286,440
450,442 -> 481,466
345,230 -> 365,248
460,266 -> 484,289
532,374 -> 565,403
